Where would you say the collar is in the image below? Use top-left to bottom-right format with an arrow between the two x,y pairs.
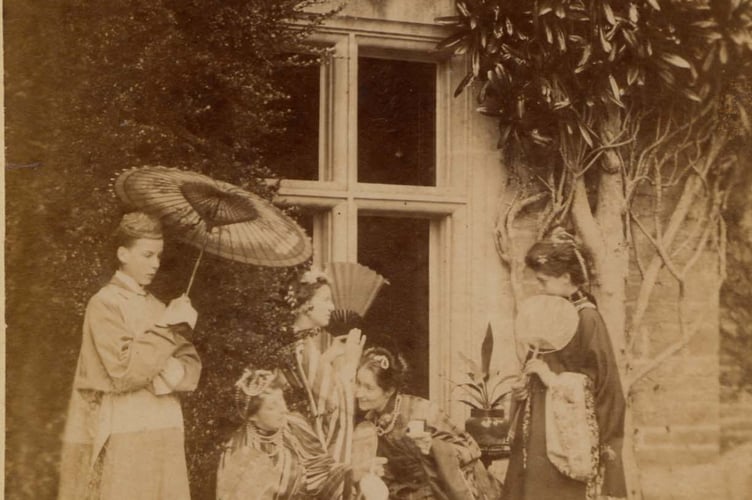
112,270 -> 148,296
569,289 -> 598,312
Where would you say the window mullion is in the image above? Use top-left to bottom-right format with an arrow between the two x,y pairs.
330,36 -> 350,183
347,33 -> 359,187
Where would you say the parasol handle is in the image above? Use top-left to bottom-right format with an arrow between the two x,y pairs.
185,246 -> 205,296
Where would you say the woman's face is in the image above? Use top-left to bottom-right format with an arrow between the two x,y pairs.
534,271 -> 576,298
300,284 -> 335,328
117,238 -> 164,286
356,367 -> 394,413
250,388 -> 288,432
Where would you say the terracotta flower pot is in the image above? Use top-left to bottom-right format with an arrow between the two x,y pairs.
465,408 -> 510,455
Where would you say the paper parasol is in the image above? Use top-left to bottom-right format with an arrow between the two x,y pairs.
114,166 -> 312,293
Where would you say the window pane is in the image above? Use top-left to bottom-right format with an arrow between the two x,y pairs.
266,54 -> 320,181
358,215 -> 430,398
358,58 -> 436,187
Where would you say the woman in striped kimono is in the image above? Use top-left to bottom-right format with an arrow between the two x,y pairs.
286,269 -> 364,465
216,369 -> 353,499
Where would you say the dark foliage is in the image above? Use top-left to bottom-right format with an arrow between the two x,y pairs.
5,1 -> 333,498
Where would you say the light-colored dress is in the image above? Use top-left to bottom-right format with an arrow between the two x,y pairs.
58,272 -> 202,500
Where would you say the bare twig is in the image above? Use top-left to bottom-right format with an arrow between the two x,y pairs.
629,212 -> 683,282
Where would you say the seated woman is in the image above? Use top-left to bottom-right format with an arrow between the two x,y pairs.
216,368 -> 387,500
356,347 -> 500,500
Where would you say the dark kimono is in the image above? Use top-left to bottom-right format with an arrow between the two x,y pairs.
364,394 -> 500,500
503,294 -> 627,500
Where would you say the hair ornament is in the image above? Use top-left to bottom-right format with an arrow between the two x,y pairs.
536,255 -> 548,265
300,267 -> 328,285
372,354 -> 390,370
284,285 -> 298,308
549,227 -> 575,245
235,369 -> 276,398
548,227 -> 589,284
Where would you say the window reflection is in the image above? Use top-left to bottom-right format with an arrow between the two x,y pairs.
358,215 -> 430,398
358,57 -> 436,187
266,54 -> 320,181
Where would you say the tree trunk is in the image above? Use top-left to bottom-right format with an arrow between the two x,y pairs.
572,104 -> 641,499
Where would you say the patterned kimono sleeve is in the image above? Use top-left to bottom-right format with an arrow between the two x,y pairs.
87,293 -> 177,393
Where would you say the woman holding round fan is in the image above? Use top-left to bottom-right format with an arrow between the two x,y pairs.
502,229 -> 626,500
355,347 -> 501,500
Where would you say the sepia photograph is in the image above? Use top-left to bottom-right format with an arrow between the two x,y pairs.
4,0 -> 752,499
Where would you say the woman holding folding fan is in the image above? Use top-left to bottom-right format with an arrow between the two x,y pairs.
282,264 -> 388,462
217,265 -> 390,499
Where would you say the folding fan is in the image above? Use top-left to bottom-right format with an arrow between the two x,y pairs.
325,262 -> 389,330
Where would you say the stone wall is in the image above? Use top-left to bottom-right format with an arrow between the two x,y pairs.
626,190 -> 725,499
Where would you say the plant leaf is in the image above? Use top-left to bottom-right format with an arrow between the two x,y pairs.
577,120 -> 594,147
437,31 -> 468,51
454,72 -> 475,97
603,1 -> 616,25
456,382 -> 484,397
435,15 -> 462,26
660,53 -> 691,69
647,0 -> 661,11
489,392 -> 510,408
458,399 -> 482,410
481,322 -> 493,379
609,74 -> 621,100
459,351 -> 482,379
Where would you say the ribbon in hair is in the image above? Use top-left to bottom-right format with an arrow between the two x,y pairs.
236,369 -> 275,397
372,354 -> 390,370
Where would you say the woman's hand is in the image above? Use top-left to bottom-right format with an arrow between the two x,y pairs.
524,358 -> 556,387
359,472 -> 389,500
158,295 -> 198,330
327,329 -> 366,381
369,456 -> 388,477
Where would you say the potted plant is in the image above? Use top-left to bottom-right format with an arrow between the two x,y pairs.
456,323 -> 517,460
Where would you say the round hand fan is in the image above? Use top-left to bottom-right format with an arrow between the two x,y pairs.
515,295 -> 579,356
325,262 -> 389,332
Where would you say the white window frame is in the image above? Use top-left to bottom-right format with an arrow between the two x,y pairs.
276,18 -> 470,406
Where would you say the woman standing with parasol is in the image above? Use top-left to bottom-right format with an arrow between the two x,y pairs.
58,212 -> 202,500
502,229 -> 627,500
